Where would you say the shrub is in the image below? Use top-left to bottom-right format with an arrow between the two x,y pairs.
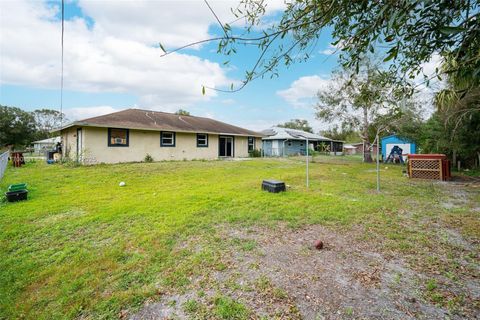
249,149 -> 262,157
144,154 -> 154,163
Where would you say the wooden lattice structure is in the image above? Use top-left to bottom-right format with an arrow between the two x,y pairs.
408,154 -> 451,181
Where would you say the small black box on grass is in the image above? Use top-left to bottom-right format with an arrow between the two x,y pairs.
262,180 -> 286,193
5,190 -> 28,202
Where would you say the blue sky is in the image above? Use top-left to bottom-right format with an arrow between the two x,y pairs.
0,0 -> 347,131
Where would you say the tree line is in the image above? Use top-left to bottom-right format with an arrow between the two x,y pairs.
0,106 -> 66,149
276,56 -> 478,168
161,0 -> 478,169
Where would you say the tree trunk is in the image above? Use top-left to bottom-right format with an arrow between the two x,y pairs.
452,149 -> 457,167
363,141 -> 373,162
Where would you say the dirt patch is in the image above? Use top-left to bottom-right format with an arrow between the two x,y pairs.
217,225 -> 452,319
131,223 -> 479,319
439,183 -> 471,210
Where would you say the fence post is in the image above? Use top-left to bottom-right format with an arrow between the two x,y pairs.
439,159 -> 443,181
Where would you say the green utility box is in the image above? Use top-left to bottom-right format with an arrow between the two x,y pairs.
8,183 -> 28,192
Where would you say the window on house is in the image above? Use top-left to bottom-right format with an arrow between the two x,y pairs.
108,128 -> 129,147
248,137 -> 255,152
197,133 -> 208,147
161,132 -> 175,147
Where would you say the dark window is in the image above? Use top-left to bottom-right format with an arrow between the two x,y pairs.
160,132 -> 175,147
197,133 -> 208,147
248,137 -> 255,152
108,128 -> 129,147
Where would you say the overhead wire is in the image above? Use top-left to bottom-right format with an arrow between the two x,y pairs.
60,0 -> 64,128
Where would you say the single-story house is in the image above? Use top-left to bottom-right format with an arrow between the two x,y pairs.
381,134 -> 416,162
54,109 -> 263,164
32,136 -> 61,153
261,127 -> 343,157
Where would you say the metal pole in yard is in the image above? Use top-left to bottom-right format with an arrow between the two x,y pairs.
376,132 -> 380,193
306,137 -> 309,188
297,133 -> 310,189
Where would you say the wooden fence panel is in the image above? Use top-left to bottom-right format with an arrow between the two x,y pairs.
409,158 -> 442,180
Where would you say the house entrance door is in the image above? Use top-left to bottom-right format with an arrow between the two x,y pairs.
219,136 -> 233,157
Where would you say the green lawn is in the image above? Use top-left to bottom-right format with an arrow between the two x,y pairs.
0,157 -> 478,319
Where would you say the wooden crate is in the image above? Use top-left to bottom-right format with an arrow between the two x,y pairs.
408,158 -> 443,180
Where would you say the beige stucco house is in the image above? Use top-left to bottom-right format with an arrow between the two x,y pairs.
56,109 -> 263,164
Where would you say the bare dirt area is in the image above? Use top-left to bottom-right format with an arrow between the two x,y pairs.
131,182 -> 479,320
215,225 -> 452,319
132,225 -> 478,319
438,177 -> 480,212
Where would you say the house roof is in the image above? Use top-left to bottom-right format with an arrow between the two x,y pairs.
381,134 -> 415,144
33,136 -> 61,144
261,127 -> 341,142
55,109 -> 263,137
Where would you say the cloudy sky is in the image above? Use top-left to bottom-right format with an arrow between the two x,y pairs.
0,0 -> 437,132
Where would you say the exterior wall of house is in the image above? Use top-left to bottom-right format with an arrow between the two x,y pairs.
235,136 -> 253,158
284,140 -> 307,156
61,126 -> 79,160
62,127 -> 257,164
262,140 -> 278,156
256,138 -> 262,151
262,139 -> 308,157
234,135 -> 248,158
263,139 -> 344,157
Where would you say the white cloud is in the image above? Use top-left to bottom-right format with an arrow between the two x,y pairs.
78,0 -> 225,48
277,75 -> 332,108
0,0 -> 289,109
65,106 -> 121,121
220,98 -> 236,105
0,0 -> 234,108
415,53 -> 444,90
78,0 -> 286,48
319,49 -> 336,55
413,53 -> 444,116
319,41 -> 344,55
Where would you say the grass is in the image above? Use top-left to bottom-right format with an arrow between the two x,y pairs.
0,157 -> 477,319
213,296 -> 250,320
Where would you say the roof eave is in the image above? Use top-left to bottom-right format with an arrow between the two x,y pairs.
54,122 -> 264,137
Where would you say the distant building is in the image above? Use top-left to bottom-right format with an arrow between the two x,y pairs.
261,127 -> 343,157
343,144 -> 357,155
346,142 -> 379,157
32,137 -> 61,153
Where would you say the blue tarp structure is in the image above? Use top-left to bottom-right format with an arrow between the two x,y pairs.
381,135 -> 416,162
